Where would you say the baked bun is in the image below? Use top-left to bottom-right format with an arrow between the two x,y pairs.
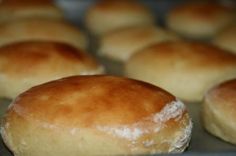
213,24 -> 236,53
202,79 -> 236,144
125,41 -> 236,102
0,18 -> 87,50
85,0 -> 155,35
99,25 -> 180,62
1,75 -> 192,156
0,41 -> 104,99
0,0 -> 63,22
166,3 -> 235,39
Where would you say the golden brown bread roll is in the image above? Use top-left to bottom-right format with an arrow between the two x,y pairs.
166,3 -> 235,39
85,0 -> 155,35
213,24 -> 236,53
202,79 -> 236,144
1,75 -> 192,156
0,18 -> 87,50
0,41 -> 104,99
125,41 -> 236,102
99,25 -> 180,62
0,0 -> 64,22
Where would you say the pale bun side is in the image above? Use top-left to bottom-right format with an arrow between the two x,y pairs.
99,25 -> 180,62
1,75 -> 192,156
0,41 -> 104,99
213,24 -> 236,53
0,0 -> 64,22
166,3 -> 235,39
125,41 -> 236,102
0,18 -> 88,50
85,0 -> 155,35
202,79 -> 236,144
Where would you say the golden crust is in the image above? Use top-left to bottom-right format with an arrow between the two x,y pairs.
0,41 -> 103,99
99,25 -> 180,61
125,41 -> 236,102
0,18 -> 87,50
1,75 -> 192,155
213,24 -> 236,53
166,3 -> 235,39
203,79 -> 236,144
85,0 -> 154,35
0,0 -> 64,22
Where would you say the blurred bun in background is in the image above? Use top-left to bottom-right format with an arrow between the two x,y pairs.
0,41 -> 104,99
99,25 -> 180,62
85,0 -> 155,35
0,0 -> 64,22
0,18 -> 88,50
126,41 -> 236,102
166,3 -> 235,39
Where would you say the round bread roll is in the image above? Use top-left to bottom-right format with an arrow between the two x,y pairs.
166,3 -> 235,39
0,18 -> 87,50
125,41 -> 236,102
0,41 -> 104,99
0,0 -> 64,22
202,79 -> 236,144
213,24 -> 236,53
85,0 -> 155,35
99,25 -> 180,62
1,75 -> 192,156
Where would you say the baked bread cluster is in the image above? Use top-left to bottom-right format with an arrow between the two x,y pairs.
0,1 -> 236,155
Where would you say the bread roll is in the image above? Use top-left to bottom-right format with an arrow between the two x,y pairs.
213,24 -> 236,53
166,3 -> 235,39
1,75 -> 192,156
202,79 -> 236,144
0,41 -> 104,99
0,18 -> 87,50
85,0 -> 155,35
99,25 -> 180,62
125,41 -> 236,102
0,0 -> 64,22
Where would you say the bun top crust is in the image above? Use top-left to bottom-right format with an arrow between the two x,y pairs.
9,75 -> 180,128
130,41 -> 236,70
205,79 -> 236,118
0,41 -> 101,78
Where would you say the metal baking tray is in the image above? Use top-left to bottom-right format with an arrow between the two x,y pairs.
0,0 -> 236,155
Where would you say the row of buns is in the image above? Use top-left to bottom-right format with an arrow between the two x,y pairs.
1,0 -> 192,155
0,0 -> 235,156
